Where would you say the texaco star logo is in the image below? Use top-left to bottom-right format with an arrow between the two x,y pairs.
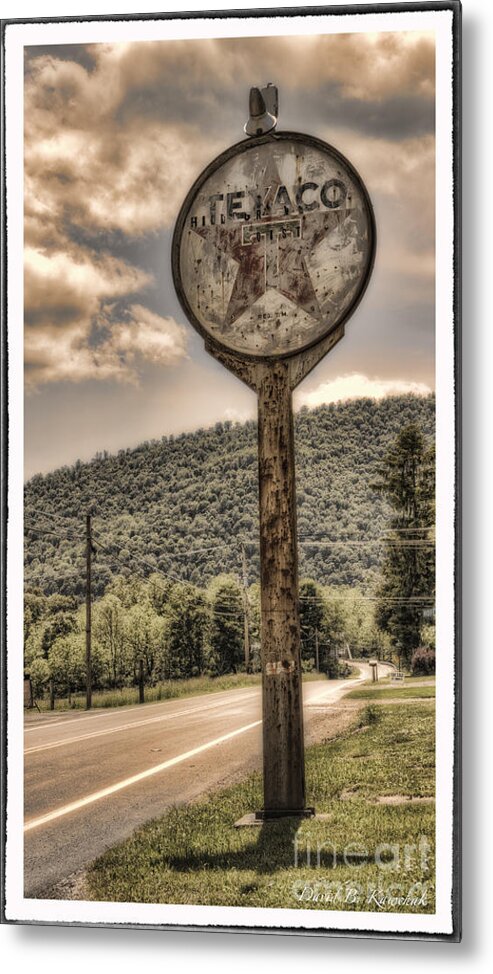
174,136 -> 373,357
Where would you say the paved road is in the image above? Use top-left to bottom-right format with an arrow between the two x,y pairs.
24,663 -> 384,897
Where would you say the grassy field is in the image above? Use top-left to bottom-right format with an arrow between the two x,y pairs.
34,670 -> 325,712
346,684 -> 435,701
86,698 -> 435,914
402,675 -> 437,683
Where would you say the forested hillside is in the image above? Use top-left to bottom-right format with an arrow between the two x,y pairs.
25,395 -> 435,601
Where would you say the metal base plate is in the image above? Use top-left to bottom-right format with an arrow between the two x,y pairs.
234,808 -> 332,828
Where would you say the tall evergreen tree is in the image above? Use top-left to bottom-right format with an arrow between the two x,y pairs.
373,424 -> 435,664
208,575 -> 244,675
165,583 -> 210,679
299,578 -> 325,668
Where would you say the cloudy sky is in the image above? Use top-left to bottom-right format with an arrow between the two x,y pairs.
24,28 -> 435,477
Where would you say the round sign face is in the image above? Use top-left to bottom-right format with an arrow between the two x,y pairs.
172,132 -> 375,359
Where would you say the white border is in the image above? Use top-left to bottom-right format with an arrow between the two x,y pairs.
4,6 -> 456,936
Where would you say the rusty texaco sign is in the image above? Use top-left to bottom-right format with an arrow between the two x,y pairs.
172,132 -> 375,359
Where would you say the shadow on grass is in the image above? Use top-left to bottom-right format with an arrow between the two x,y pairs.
163,818 -> 303,876
160,817 -> 376,877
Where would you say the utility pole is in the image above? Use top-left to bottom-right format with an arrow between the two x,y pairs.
241,541 -> 251,671
315,628 -> 320,672
85,513 -> 92,710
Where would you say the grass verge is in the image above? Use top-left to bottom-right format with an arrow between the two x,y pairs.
346,685 -> 435,701
86,700 -> 435,913
35,671 -> 324,712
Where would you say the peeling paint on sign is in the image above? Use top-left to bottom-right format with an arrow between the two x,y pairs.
175,134 -> 374,358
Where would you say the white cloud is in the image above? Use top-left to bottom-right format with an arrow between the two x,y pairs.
95,32 -> 435,105
23,35 -> 435,393
108,304 -> 188,367
25,246 -> 152,320
296,373 -> 432,409
223,406 -> 255,424
24,54 -> 221,239
25,298 -> 187,389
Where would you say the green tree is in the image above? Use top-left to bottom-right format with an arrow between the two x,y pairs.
208,575 -> 244,675
147,573 -> 174,617
373,424 -> 435,665
106,573 -> 149,609
24,605 -> 78,669
165,583 -> 210,679
24,591 -> 48,643
299,578 -> 326,669
93,594 -> 127,687
48,632 -> 86,701
40,611 -> 78,658
321,589 -> 349,677
334,587 -> 391,660
125,601 -> 166,683
29,656 -> 50,699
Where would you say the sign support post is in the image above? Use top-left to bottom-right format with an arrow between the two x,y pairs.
172,91 -> 375,820
257,363 -> 306,816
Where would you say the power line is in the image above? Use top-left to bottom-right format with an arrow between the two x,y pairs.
92,527 -> 235,559
299,598 -> 434,609
91,534 -> 244,619
238,535 -> 434,547
298,539 -> 434,547
26,508 -> 82,527
25,520 -> 435,613
172,543 -> 234,556
24,523 -> 78,543
92,534 -> 204,589
26,522 -> 435,609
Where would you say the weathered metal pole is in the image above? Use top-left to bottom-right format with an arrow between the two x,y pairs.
257,363 -> 309,817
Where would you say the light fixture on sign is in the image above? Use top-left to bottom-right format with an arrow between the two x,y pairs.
244,85 -> 278,136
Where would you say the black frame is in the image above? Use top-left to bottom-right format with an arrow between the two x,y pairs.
0,1 -> 461,942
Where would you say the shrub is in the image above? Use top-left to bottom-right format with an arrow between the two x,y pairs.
361,703 -> 382,726
411,647 -> 436,676
301,657 -> 315,673
338,661 -> 352,678
28,656 -> 50,698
